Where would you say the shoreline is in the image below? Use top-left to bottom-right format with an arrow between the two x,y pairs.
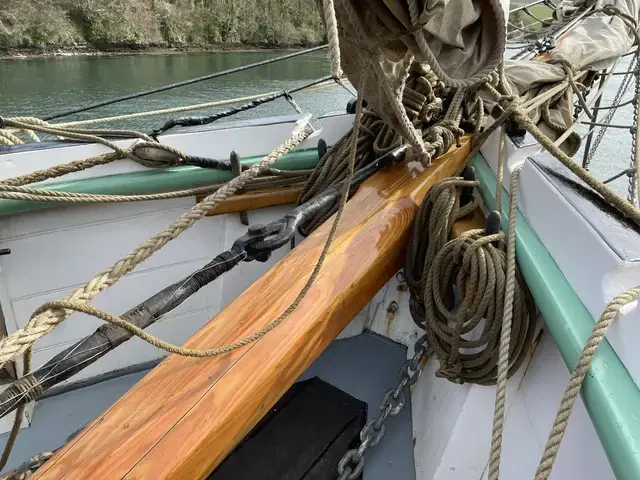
0,44 -> 318,61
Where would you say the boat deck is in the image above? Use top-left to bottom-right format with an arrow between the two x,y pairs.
0,332 -> 415,479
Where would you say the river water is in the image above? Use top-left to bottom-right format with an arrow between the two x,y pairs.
1,50 -> 352,131
0,50 -> 634,195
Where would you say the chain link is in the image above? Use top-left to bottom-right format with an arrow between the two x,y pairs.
336,335 -> 429,480
628,66 -> 640,205
585,53 -> 638,169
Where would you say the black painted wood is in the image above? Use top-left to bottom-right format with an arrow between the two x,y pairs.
209,377 -> 366,480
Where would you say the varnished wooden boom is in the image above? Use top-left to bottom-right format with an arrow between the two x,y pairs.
35,138 -> 470,480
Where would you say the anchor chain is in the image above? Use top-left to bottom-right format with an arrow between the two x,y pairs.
628,66 -> 640,205
336,334 -> 429,480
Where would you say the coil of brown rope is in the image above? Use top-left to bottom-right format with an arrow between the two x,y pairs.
404,173 -> 536,385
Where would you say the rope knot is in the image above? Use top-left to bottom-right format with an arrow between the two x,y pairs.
14,375 -> 44,403
497,94 -> 520,112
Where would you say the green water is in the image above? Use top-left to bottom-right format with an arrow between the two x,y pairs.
1,50 -> 352,131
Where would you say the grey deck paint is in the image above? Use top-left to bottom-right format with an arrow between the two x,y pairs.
298,332 -> 415,480
0,332 -> 415,479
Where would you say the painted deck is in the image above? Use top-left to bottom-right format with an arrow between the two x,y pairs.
0,332 -> 414,479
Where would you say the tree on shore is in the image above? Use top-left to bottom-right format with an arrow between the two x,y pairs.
0,0 -> 324,51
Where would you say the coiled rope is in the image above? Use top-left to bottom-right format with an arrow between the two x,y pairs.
297,63 -> 465,234
404,163 -> 535,386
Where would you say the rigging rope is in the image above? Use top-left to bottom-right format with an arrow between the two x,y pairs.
322,0 -> 343,78
0,2 -> 639,477
0,78 -> 347,143
0,121 -> 315,470
0,124 -> 312,369
297,63 -> 452,233
399,5 -> 640,477
41,45 -> 330,122
0,91 -> 363,364
534,286 -> 640,479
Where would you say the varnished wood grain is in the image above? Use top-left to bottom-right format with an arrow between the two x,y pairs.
451,207 -> 486,238
35,137 -> 471,480
198,186 -> 303,216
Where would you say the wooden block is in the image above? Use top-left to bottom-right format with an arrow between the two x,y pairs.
198,186 -> 303,216
450,207 -> 486,239
35,136 -> 471,480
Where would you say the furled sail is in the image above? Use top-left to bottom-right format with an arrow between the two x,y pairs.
320,0 -> 505,133
501,0 -> 639,153
324,0 -> 639,155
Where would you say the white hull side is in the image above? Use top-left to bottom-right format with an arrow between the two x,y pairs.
0,113 -> 351,392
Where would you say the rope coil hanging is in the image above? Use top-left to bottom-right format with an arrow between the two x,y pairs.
404,173 -> 535,385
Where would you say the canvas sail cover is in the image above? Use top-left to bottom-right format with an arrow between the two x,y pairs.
324,0 -> 638,155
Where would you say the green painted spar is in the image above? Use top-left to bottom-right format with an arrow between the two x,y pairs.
0,149 -> 319,216
472,154 -> 640,479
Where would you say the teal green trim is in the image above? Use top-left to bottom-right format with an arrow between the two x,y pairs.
473,153 -> 640,479
0,149 -> 319,216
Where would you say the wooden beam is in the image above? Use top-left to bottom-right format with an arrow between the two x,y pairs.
198,185 -> 303,216
35,137 -> 471,480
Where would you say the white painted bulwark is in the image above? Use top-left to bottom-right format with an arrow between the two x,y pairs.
480,125 -> 640,388
0,113 -> 353,393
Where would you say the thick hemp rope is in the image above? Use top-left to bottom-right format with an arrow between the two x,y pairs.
331,0 -> 433,167
404,174 -> 535,385
488,165 -> 523,479
297,64 -> 449,234
533,289 -> 640,479
0,125 -> 311,369
0,90 -> 364,469
322,0 -> 343,78
404,73 -> 534,386
3,95 -> 365,358
0,172 -> 311,205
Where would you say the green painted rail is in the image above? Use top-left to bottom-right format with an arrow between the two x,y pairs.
0,149 -> 320,216
473,153 -> 640,479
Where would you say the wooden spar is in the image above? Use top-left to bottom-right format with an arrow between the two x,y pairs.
199,185 -> 303,216
34,137 -> 471,480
